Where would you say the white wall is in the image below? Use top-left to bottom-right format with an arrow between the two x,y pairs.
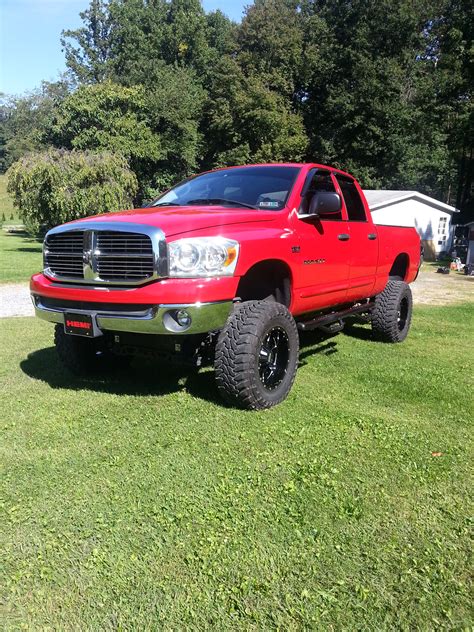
371,199 -> 454,253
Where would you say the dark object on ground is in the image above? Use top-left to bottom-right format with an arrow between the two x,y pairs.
464,263 -> 474,276
437,267 -> 450,274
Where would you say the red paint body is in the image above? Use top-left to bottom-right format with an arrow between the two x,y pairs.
30,163 -> 420,315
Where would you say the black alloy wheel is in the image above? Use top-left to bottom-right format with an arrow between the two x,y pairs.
215,300 -> 299,410
258,326 -> 290,390
397,296 -> 409,332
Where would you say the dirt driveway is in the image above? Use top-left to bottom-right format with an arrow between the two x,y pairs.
411,264 -> 474,305
0,266 -> 472,318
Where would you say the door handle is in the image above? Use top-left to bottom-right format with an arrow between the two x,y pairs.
368,233 -> 377,240
337,233 -> 350,241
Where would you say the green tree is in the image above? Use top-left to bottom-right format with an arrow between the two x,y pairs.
430,0 -> 474,219
62,0 -> 225,87
238,0 -> 304,100
60,0 -> 308,183
299,0 -> 448,189
202,57 -> 308,168
160,0 -> 211,70
0,96 -> 7,172
52,79 -> 204,196
144,65 -> 205,192
7,149 -> 137,233
14,0 -> 470,217
61,0 -> 113,83
52,82 -> 162,163
206,10 -> 238,58
0,80 -> 70,172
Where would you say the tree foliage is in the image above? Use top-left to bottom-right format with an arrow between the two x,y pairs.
0,80 -> 70,171
431,0 -> 474,220
201,57 -> 308,168
2,0 -> 473,221
61,0 -> 113,84
7,149 -> 137,233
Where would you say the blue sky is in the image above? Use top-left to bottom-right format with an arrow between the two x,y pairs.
0,0 -> 247,96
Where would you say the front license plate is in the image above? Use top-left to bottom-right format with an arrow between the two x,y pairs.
64,312 -> 95,337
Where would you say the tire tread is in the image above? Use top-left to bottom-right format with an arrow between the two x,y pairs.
215,301 -> 299,410
372,280 -> 413,342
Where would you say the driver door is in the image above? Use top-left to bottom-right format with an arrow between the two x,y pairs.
294,170 -> 350,312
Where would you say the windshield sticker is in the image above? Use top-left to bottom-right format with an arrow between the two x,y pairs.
258,200 -> 280,208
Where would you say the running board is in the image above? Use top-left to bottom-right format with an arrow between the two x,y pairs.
297,301 -> 375,332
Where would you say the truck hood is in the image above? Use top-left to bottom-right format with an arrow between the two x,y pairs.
69,205 -> 277,237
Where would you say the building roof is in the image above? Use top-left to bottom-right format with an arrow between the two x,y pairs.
363,190 -> 459,214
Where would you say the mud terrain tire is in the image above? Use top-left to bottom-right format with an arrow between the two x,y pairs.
215,300 -> 299,410
372,280 -> 413,342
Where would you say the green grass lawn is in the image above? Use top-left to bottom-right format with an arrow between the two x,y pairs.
2,304 -> 473,629
0,230 -> 43,283
0,174 -> 43,283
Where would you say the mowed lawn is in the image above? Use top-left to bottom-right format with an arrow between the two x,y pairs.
0,230 -> 43,283
1,304 -> 473,629
0,174 -> 43,283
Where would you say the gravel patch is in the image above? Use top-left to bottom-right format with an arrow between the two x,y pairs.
411,267 -> 474,305
0,283 -> 34,317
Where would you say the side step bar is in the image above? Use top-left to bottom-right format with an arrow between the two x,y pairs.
297,300 -> 375,332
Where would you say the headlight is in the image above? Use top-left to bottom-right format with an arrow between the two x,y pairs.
168,237 -> 239,277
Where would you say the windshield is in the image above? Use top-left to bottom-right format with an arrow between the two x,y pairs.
152,165 -> 300,210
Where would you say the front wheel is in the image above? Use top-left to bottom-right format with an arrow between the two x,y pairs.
371,280 -> 413,342
215,300 -> 299,410
54,325 -> 129,375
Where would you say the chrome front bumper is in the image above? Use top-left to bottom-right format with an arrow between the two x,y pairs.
32,295 -> 233,335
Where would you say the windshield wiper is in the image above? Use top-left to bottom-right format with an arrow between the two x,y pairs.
185,198 -> 258,210
152,202 -> 178,207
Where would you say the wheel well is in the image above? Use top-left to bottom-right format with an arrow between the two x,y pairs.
389,253 -> 409,280
236,260 -> 292,307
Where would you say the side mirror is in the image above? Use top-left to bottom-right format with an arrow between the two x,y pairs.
308,192 -> 342,216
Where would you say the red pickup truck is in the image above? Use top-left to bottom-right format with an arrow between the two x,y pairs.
31,163 -> 421,409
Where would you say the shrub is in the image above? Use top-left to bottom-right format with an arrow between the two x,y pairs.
7,149 -> 138,234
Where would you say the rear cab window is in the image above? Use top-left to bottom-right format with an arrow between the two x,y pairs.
334,174 -> 367,222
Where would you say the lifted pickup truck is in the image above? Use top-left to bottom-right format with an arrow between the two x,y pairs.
31,163 -> 421,409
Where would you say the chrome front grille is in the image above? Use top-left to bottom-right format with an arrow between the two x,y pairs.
44,231 -> 84,278
96,232 -> 153,255
95,232 -> 155,281
43,222 -> 167,286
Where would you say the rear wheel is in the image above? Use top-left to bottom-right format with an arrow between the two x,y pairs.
371,280 -> 413,342
215,300 -> 299,410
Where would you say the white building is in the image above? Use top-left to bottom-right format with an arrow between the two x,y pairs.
363,190 -> 459,260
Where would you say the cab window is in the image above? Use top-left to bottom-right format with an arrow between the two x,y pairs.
300,169 -> 343,220
335,174 -> 367,221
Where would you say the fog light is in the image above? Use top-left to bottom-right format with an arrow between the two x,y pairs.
163,308 -> 193,332
176,309 -> 191,327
